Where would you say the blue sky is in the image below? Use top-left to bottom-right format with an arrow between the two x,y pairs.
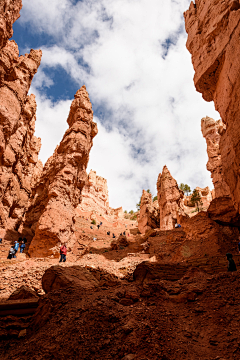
11,0 -> 220,210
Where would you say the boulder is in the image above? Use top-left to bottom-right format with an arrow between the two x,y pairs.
207,197 -> 240,226
42,265 -> 99,294
111,235 -> 129,250
8,286 -> 39,300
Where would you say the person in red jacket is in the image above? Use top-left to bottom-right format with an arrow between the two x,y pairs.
59,243 -> 67,263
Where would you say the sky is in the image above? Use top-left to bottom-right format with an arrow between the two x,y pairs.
11,0 -> 220,211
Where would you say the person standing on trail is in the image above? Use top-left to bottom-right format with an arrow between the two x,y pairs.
59,244 -> 67,263
226,253 -> 237,272
0,238 -> 2,244
97,224 -> 100,230
20,241 -> 26,253
14,240 -> 20,256
7,247 -> 15,259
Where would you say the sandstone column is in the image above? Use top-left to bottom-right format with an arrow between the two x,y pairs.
23,86 -> 98,257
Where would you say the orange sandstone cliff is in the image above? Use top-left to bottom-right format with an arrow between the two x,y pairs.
184,0 -> 240,213
0,1 -> 42,233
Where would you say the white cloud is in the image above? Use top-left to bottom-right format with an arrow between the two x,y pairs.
21,0 -> 220,210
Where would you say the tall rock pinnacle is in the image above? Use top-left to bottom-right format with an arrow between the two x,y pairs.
157,165 -> 184,230
22,86 -> 98,257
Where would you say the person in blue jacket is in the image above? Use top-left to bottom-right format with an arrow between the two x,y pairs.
20,241 -> 26,253
14,240 -> 20,257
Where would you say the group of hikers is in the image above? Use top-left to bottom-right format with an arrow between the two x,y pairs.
107,230 -> 128,239
7,238 -> 27,259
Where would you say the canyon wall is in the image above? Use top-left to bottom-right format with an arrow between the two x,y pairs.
0,0 -> 43,232
21,86 -> 98,257
184,0 -> 240,213
78,170 -> 109,215
138,190 -> 159,234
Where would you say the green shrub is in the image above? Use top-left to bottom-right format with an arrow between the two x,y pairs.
91,219 -> 96,225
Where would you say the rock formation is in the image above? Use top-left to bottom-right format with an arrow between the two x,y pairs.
0,0 -> 22,50
138,190 -> 159,234
184,186 -> 212,209
201,117 -> 230,198
78,170 -> 109,215
21,86 -> 98,257
157,166 -> 184,230
0,1 -> 42,232
184,0 -> 240,212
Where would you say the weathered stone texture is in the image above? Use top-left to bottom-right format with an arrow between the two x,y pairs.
22,86 -> 98,257
184,0 -> 240,212
0,7 -> 43,232
138,190 -> 159,234
78,170 -> 109,215
157,166 -> 184,230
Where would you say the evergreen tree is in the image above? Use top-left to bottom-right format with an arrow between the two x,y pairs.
190,189 -> 203,212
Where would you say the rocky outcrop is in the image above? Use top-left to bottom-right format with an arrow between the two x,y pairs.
201,117 -> 230,198
78,170 -> 109,215
0,7 -> 42,232
157,166 -> 185,230
184,186 -> 212,209
184,0 -> 240,212
138,190 -> 159,234
21,86 -> 98,257
0,0 -> 22,50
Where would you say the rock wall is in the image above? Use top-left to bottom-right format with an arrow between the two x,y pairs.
78,170 -> 109,215
138,190 -> 159,234
184,0 -> 240,212
157,166 -> 184,230
0,1 -> 43,232
0,0 -> 22,50
21,86 -> 98,257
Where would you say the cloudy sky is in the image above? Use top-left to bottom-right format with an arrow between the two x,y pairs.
12,0 -> 220,211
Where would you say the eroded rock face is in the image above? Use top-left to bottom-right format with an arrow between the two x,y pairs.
0,12 -> 42,232
138,190 -> 159,234
78,170 -> 109,215
157,166 -> 184,230
22,86 -> 98,257
201,117 -> 230,198
184,0 -> 240,212
0,0 -> 22,50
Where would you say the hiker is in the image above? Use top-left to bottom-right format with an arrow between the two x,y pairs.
7,247 -> 15,259
0,238 -> 2,244
14,240 -> 20,255
123,231 -> 126,236
178,224 -> 181,228
59,244 -> 67,263
97,224 -> 100,230
93,237 -> 97,241
120,232 -> 122,236
226,253 -> 237,272
112,233 -> 116,239
23,237 -> 27,244
20,241 -> 26,253
90,226 -> 93,229
100,221 -> 102,226
175,223 -> 178,228
107,231 -> 110,235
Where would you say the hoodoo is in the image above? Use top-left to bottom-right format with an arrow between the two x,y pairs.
157,165 -> 184,230
21,86 -> 98,257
